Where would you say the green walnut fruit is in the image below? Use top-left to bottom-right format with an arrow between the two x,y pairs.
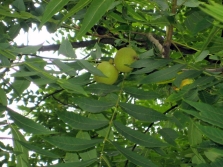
114,47 -> 138,72
94,61 -> 118,85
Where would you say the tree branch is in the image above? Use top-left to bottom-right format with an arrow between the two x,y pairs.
38,38 -> 116,52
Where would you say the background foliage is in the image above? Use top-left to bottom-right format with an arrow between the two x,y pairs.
1,0 -> 223,166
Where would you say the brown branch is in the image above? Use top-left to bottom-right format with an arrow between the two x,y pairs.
163,0 -> 177,58
146,33 -> 164,57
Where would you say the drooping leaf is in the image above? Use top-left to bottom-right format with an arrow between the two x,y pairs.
58,39 -> 76,58
140,64 -> 185,84
76,132 -> 97,161
131,59 -> 171,74
59,0 -> 91,24
11,78 -> 30,97
12,45 -> 42,54
188,120 -> 202,146
56,111 -> 108,130
7,107 -> 55,135
57,79 -> 87,96
47,159 -> 97,167
184,100 -> 223,128
10,125 -> 30,167
197,125 -> 223,145
123,87 -> 160,100
112,142 -> 158,167
40,0 -> 70,27
0,87 -> 7,106
18,141 -> 60,158
76,60 -> 106,77
119,103 -> 167,122
85,83 -> 119,96
76,0 -> 115,38
52,59 -> 76,76
74,97 -> 116,113
43,136 -> 102,151
114,121 -> 168,147
158,128 -> 178,146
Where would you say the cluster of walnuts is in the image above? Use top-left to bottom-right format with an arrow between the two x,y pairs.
94,47 -> 138,85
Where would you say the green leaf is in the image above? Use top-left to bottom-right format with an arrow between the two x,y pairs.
12,0 -> 25,11
195,50 -> 209,62
140,64 -> 185,84
40,0 -> 70,27
0,87 -> 7,106
188,120 -> 202,146
7,107 -> 55,135
114,121 -> 168,147
131,59 -> 171,74
12,45 -> 42,54
158,128 -> 178,146
76,132 -> 97,161
74,97 -> 115,113
10,125 -> 30,167
112,142 -> 158,167
76,60 -> 106,77
90,114 -> 114,140
57,79 -> 87,96
76,0 -> 115,38
11,78 -> 30,97
47,159 -> 97,167
56,111 -> 108,130
59,0 -> 91,24
0,49 -> 16,60
184,100 -> 223,128
52,59 -> 76,76
198,91 -> 219,105
43,136 -> 102,151
123,87 -> 160,100
58,39 -> 76,58
68,72 -> 91,86
197,125 -> 223,145
11,71 -> 39,77
18,141 -> 60,158
85,83 -> 119,96
119,103 -> 167,122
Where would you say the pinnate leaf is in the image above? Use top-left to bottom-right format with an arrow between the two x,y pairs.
114,121 -> 168,147
119,103 -> 167,122
112,142 -> 158,167
8,107 -> 54,135
56,111 -> 108,130
43,136 -> 102,151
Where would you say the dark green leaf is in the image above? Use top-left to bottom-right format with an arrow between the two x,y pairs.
119,103 -> 167,122
140,64 -> 185,84
10,125 -> 30,167
158,128 -> 178,146
56,111 -> 108,130
43,136 -> 102,151
112,142 -> 158,167
18,141 -> 60,158
8,108 -> 55,135
40,0 -> 70,27
184,100 -> 223,128
0,88 -> 7,106
197,125 -> 223,145
77,0 -> 115,38
74,97 -> 116,113
114,121 -> 168,147
77,60 -> 106,77
131,59 -> 171,74
53,59 -> 76,76
12,45 -> 42,54
11,78 -> 30,97
58,39 -> 76,58
85,83 -> 119,96
123,87 -> 160,100
68,72 -> 91,85
198,91 -> 219,104
47,159 -> 97,167
188,120 -> 202,146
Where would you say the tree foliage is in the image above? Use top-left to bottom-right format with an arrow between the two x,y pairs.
1,0 -> 223,166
